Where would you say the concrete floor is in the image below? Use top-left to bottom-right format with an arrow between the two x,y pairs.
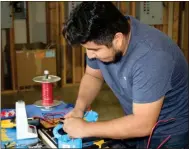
1,85 -> 124,121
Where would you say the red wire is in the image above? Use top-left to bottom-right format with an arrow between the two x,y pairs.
32,116 -> 54,124
157,135 -> 171,149
146,118 -> 175,149
42,83 -> 53,106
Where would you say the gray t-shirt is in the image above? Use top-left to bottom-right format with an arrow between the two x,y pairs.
86,16 -> 188,137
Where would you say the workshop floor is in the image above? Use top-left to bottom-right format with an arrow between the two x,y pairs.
1,85 -> 124,121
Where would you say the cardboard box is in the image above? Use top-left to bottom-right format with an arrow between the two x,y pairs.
16,49 -> 57,87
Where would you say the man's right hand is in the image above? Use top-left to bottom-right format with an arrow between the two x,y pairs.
64,108 -> 84,119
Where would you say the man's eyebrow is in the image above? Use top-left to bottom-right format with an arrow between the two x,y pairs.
87,48 -> 100,51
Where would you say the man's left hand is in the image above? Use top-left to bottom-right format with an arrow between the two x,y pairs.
63,117 -> 88,138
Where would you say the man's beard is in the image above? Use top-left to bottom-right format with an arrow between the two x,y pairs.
103,50 -> 123,65
113,50 -> 123,63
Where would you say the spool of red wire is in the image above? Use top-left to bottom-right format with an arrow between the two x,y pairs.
42,83 -> 53,106
33,70 -> 61,109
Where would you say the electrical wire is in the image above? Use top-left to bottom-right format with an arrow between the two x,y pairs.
42,83 -> 53,106
146,118 -> 176,149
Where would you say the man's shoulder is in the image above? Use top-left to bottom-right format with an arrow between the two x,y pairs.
130,16 -> 174,51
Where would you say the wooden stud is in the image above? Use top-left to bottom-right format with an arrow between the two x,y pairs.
75,46 -> 82,83
130,2 -> 136,17
9,6 -> 17,90
120,1 -> 127,15
168,2 -> 174,38
184,2 -> 189,61
1,32 -> 5,91
172,2 -> 180,44
180,2 -> 185,50
63,45 -> 67,85
59,2 -> 67,86
56,2 -> 61,81
163,2 -> 169,34
26,2 -> 30,43
46,2 -> 50,43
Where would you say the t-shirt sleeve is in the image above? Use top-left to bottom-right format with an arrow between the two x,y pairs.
86,55 -> 100,69
132,51 -> 175,103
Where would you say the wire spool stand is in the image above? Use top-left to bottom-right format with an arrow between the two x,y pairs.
33,70 -> 62,111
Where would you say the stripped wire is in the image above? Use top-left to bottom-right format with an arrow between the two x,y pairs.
146,118 -> 176,149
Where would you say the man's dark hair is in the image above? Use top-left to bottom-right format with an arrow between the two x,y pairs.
63,2 -> 130,47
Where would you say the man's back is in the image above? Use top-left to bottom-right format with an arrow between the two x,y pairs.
87,16 -> 188,137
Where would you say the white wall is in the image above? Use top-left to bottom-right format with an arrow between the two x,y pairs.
13,2 -> 47,44
14,20 -> 27,43
29,2 -> 47,43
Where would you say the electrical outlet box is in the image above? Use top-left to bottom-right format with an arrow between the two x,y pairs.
1,2 -> 13,29
136,2 -> 163,25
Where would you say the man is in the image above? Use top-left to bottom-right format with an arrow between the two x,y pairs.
62,2 -> 188,149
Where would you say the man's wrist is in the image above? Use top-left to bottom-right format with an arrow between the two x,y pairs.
83,122 -> 93,138
75,98 -> 87,112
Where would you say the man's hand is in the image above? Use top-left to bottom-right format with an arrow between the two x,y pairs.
64,108 -> 84,119
63,117 -> 88,138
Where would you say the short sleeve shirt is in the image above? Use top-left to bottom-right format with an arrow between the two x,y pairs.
86,16 -> 188,137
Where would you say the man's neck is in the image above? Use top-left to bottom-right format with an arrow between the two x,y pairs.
122,19 -> 131,56
122,31 -> 131,56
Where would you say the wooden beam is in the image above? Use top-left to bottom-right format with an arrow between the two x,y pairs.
26,2 -> 30,43
120,2 -> 127,15
168,2 -> 174,38
56,2 -> 61,81
75,46 -> 82,83
46,2 -> 50,43
172,2 -> 180,44
130,2 -> 136,17
1,32 -> 5,91
180,2 -> 185,50
1,90 -> 18,95
184,2 -> 189,61
59,2 -> 67,86
163,2 -> 169,35
9,7 -> 17,90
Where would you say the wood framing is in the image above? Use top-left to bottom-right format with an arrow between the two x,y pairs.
163,2 -> 169,34
1,90 -> 18,95
120,1 -> 128,15
172,2 -> 180,44
1,32 -> 5,90
46,2 -> 50,43
26,2 -> 30,43
59,2 -> 67,86
168,2 -> 174,38
183,2 -> 189,61
130,2 -> 136,17
9,7 -> 17,90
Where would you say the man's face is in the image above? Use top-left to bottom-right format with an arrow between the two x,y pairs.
82,35 -> 124,63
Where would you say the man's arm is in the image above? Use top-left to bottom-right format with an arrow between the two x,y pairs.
74,65 -> 104,112
84,96 -> 164,139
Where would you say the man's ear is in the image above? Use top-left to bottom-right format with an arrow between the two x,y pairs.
113,32 -> 124,48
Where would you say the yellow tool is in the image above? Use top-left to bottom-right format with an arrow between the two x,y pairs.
1,119 -> 16,128
94,140 -> 105,148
